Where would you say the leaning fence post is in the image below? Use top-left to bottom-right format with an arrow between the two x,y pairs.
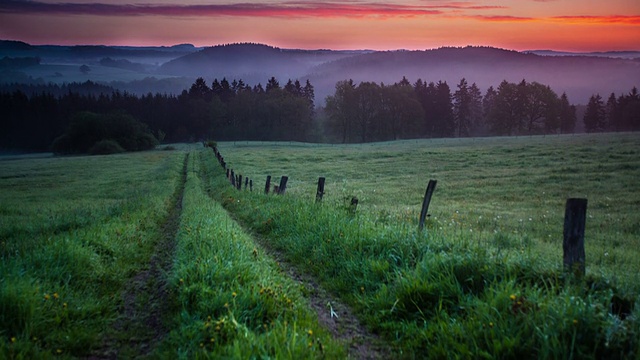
278,176 -> 288,195
563,198 -> 587,277
265,175 -> 271,194
244,177 -> 248,190
418,180 -> 438,231
316,177 -> 326,203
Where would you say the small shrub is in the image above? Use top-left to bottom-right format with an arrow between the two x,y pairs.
205,140 -> 217,148
136,133 -> 159,151
88,140 -> 125,155
51,111 -> 157,154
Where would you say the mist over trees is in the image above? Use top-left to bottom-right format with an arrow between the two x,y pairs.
0,77 -> 315,152
0,75 -> 638,153
323,77 -> 592,142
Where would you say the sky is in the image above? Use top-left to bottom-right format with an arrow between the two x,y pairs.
0,0 -> 639,51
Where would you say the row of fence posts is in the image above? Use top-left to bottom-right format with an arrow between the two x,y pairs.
207,144 -> 588,277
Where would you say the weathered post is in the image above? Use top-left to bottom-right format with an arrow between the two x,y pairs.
244,177 -> 249,190
265,175 -> 271,194
418,180 -> 438,231
316,177 -> 326,203
226,168 -> 230,179
238,175 -> 243,190
563,198 -> 587,277
230,170 -> 236,187
349,196 -> 358,213
278,176 -> 288,195
249,179 -> 253,192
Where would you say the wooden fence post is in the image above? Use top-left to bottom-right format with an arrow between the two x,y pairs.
230,170 -> 235,187
244,177 -> 249,190
278,176 -> 289,195
249,179 -> 253,192
316,177 -> 326,202
349,196 -> 359,213
238,175 -> 243,190
418,180 -> 438,231
265,176 -> 271,194
563,198 -> 587,277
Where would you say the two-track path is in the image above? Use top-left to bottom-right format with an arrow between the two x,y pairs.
87,153 -> 189,359
90,150 -> 388,358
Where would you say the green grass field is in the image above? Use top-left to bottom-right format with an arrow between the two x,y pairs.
218,133 -> 640,291
1,133 -> 639,358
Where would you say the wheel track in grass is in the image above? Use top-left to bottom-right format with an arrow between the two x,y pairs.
86,152 -> 189,359
258,239 -> 391,360
199,163 -> 389,359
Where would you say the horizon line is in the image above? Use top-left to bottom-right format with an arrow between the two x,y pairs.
2,39 -> 639,54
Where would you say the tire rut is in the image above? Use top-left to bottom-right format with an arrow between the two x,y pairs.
261,239 -> 390,360
87,152 -> 189,359
202,194 -> 389,358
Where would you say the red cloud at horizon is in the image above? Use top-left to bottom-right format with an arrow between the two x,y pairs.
551,15 -> 640,25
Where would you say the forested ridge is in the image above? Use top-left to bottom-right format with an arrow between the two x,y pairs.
1,75 -> 638,153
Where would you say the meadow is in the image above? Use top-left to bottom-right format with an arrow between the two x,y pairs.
0,150 -> 186,357
1,132 -> 638,358
212,133 -> 640,357
217,134 -> 640,292
0,147 -> 347,358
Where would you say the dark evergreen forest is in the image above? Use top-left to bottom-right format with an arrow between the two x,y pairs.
1,76 -> 638,153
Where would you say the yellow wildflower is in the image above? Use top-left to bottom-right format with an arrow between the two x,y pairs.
509,294 -> 516,301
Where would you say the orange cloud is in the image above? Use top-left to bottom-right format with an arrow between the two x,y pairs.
551,15 -> 640,25
462,15 -> 537,22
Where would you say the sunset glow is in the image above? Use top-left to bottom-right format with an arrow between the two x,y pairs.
1,0 -> 639,51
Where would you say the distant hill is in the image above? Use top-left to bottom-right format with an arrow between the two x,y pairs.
157,44 -> 640,104
0,40 -> 35,51
525,50 -> 640,59
303,46 -> 640,105
1,41 -> 638,105
0,41 -> 201,65
158,43 -> 368,86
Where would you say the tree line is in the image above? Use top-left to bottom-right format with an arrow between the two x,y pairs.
323,78 -> 639,142
1,76 -> 638,152
0,77 -> 315,152
324,77 -> 579,142
584,88 -> 640,133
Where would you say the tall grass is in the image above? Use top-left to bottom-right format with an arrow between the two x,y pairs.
210,134 -> 640,358
157,150 -> 346,358
218,134 -> 640,291
0,151 -> 185,357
